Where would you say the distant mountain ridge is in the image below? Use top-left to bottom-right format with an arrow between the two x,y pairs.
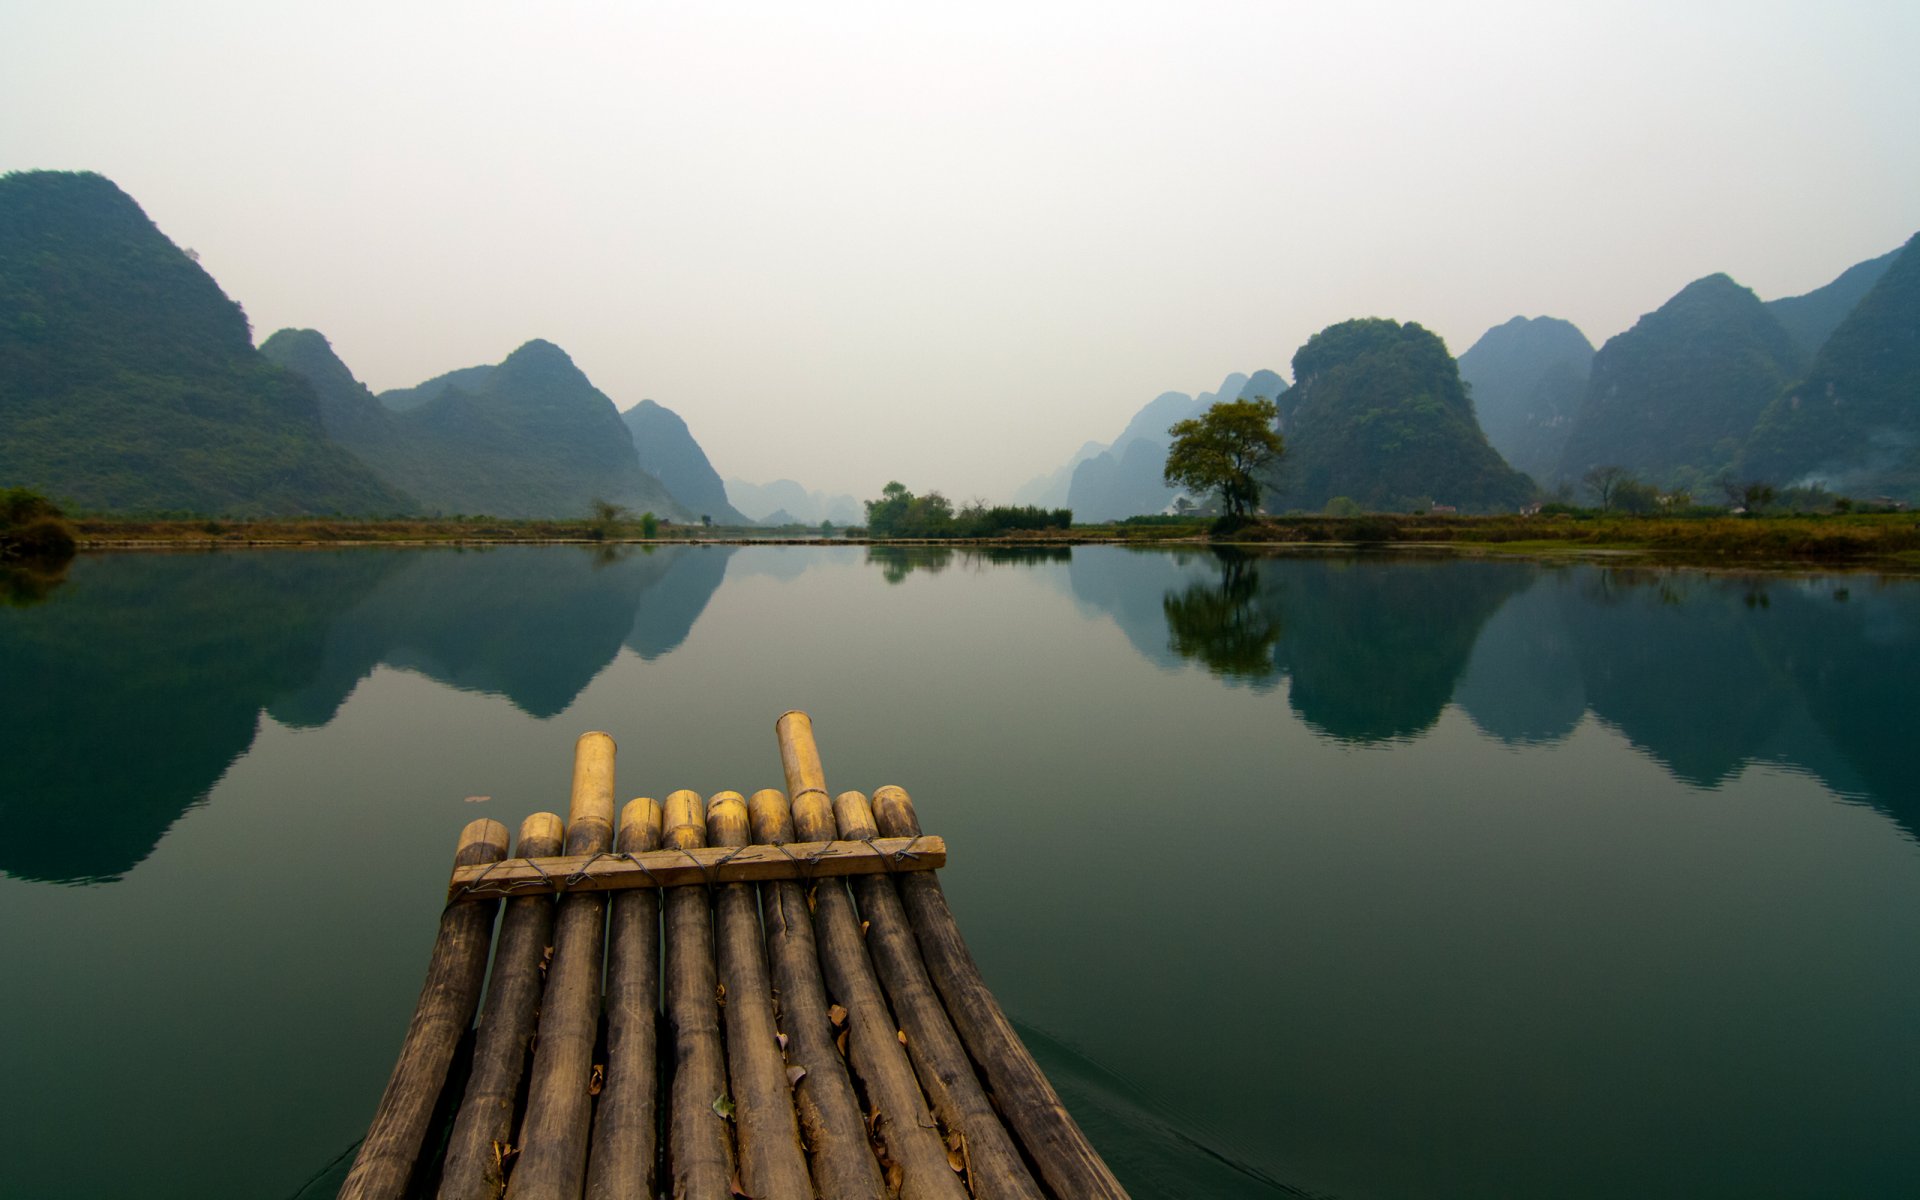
0,170 -> 409,515
1765,248 -> 1901,360
1556,274 -> 1807,491
619,400 -> 749,524
1052,370 -> 1287,521
724,478 -> 862,526
1456,316 -> 1594,487
263,332 -> 689,520
1740,231 -> 1920,499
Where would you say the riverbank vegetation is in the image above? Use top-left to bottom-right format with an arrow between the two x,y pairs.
858,481 -> 1072,538
1,488 -> 78,604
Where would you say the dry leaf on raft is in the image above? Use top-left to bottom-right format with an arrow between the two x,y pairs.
588,1063 -> 604,1096
836,1030 -> 849,1057
787,1064 -> 808,1086
896,1029 -> 908,1045
828,1004 -> 847,1027
713,1092 -> 736,1120
464,795 -> 491,804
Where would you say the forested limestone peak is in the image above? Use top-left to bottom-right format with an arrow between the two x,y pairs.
1555,272 -> 1804,491
1741,230 -> 1920,500
0,171 -> 409,514
1266,317 -> 1533,513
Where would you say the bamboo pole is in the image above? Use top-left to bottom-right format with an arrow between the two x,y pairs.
662,788 -> 736,1198
748,788 -> 887,1200
506,732 -> 619,1199
872,785 -> 1130,1199
585,797 -> 665,1200
438,812 -> 567,1200
835,790 -> 1045,1200
707,791 -> 812,1199
340,818 -> 510,1200
775,714 -> 968,1200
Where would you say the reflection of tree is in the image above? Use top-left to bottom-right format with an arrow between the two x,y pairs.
1153,551 -> 1532,740
1,560 -> 70,607
1163,550 -> 1282,684
865,545 -> 1068,584
866,546 -> 953,584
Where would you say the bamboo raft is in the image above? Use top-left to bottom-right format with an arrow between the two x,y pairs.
340,711 -> 1128,1199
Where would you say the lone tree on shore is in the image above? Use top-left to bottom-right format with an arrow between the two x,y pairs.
1582,464 -> 1632,510
1163,398 -> 1285,519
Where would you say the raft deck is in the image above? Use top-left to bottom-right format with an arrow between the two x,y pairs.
341,711 -> 1128,1199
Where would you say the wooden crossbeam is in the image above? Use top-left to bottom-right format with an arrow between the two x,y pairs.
447,835 -> 946,900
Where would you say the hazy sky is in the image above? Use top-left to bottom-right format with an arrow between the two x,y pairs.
5,1 -> 1916,501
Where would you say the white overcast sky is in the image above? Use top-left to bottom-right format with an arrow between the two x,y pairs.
4,0 -> 1916,500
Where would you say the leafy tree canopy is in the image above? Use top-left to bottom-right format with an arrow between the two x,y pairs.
1163,398 -> 1285,518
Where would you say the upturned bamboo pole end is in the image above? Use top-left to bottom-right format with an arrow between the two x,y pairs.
566,732 -> 617,855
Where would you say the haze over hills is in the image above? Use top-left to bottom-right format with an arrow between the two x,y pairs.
1024,370 -> 1287,521
1764,247 -> 1901,360
5,169 -> 1913,517
1456,316 -> 1595,487
1556,274 -> 1808,493
262,332 -> 689,520
1263,319 -> 1534,513
0,171 -> 409,515
724,478 -> 862,526
620,400 -> 750,525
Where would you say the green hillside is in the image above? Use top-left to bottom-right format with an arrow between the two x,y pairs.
1557,274 -> 1805,493
1263,318 -> 1534,513
1741,232 -> 1920,501
1766,246 -> 1901,359
620,399 -> 749,524
0,171 -> 410,515
263,330 -> 689,519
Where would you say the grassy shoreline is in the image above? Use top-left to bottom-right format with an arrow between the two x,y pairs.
64,512 -> 1920,573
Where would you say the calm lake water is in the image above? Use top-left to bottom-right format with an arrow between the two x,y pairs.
3,544 -> 1917,1198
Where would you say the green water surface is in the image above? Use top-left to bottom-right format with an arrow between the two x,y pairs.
1,545 -> 1915,1198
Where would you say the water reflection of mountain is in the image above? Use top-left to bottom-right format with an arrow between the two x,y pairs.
0,545 -> 734,884
270,545 -> 736,725
0,551 -> 401,884
1078,548 -> 1918,838
1075,548 -> 1532,741
1531,570 -> 1917,836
